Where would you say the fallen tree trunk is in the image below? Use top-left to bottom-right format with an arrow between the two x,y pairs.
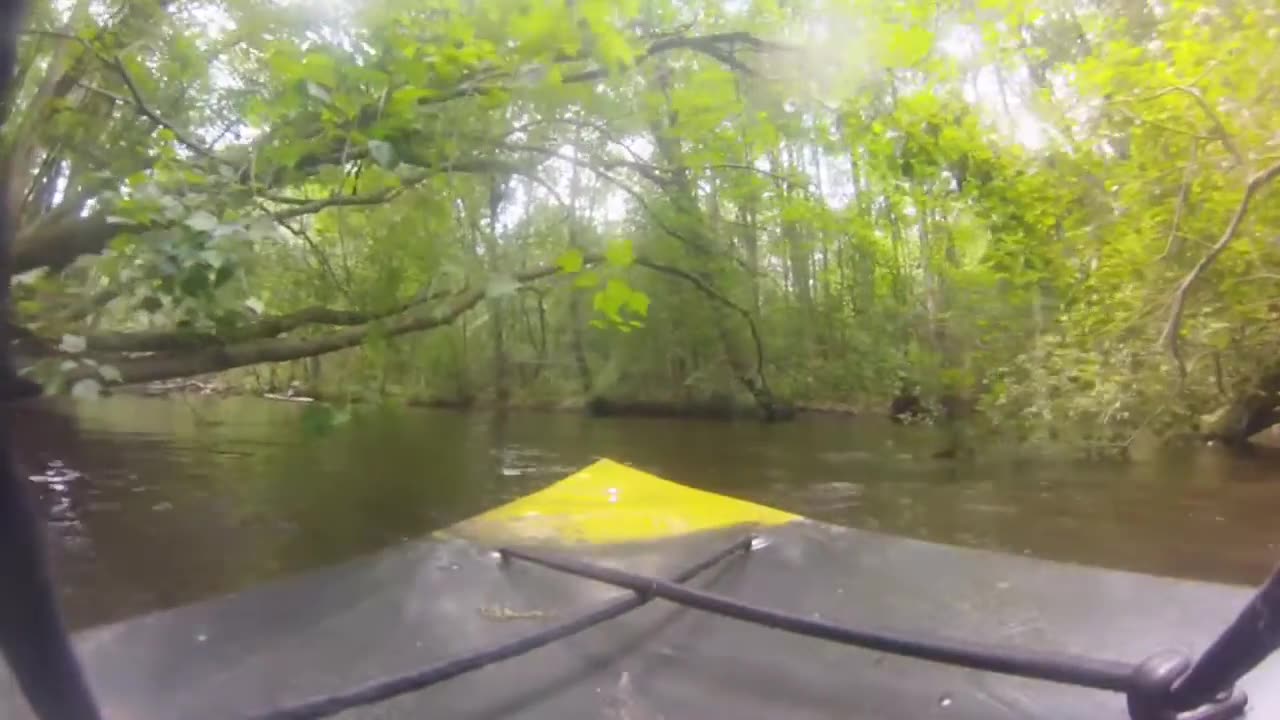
1201,371 -> 1280,447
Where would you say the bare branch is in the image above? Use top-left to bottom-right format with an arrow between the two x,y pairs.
1160,160 -> 1280,377
270,186 -> 407,221
1115,107 -> 1214,142
501,141 -> 669,186
634,258 -> 768,380
410,33 -> 784,109
702,162 -> 813,192
1158,141 -> 1198,261
108,56 -> 223,162
1137,86 -> 1243,166
266,156 -> 534,220
271,216 -> 353,299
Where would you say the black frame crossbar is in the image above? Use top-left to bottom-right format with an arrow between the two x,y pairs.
503,544 -> 1136,690
244,533 -> 1280,720
246,536 -> 753,720
502,539 -> 1280,720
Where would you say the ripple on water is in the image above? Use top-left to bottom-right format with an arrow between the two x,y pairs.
28,459 -> 86,485
787,480 -> 866,512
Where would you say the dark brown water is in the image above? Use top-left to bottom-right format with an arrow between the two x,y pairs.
10,395 -> 1280,630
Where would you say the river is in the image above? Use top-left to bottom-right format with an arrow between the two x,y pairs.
10,395 -> 1280,631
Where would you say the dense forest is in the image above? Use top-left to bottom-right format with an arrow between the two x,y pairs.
4,0 -> 1279,454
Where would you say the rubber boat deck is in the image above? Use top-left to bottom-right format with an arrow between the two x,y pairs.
3,459 -> 1277,719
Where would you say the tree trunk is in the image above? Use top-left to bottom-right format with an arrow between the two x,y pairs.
1202,372 -> 1280,447
739,202 -> 760,316
647,65 -> 786,421
567,132 -> 594,397
774,147 -> 812,312
485,178 -> 509,407
738,133 -> 761,316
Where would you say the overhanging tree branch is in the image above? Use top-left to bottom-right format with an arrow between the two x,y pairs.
1158,141 -> 1198,261
79,250 -> 636,356
12,214 -> 142,273
61,249 -> 769,389
1159,160 -> 1280,377
75,260 -> 582,383
269,186 -> 408,221
560,32 -> 782,85
634,258 -> 769,387
11,157 -> 533,273
1136,85 -> 1243,166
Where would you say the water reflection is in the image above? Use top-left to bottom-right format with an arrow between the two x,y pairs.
6,395 -> 1280,630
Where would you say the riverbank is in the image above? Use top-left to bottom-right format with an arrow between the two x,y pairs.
117,378 -> 1280,455
119,378 -> 869,419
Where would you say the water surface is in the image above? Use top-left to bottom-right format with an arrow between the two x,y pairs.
11,395 -> 1280,630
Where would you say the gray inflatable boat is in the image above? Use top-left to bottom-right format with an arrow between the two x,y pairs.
4,459 -> 1277,719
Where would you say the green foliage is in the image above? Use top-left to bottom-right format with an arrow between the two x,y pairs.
591,279 -> 649,331
10,0 -> 1280,451
556,249 -> 585,274
300,403 -> 354,438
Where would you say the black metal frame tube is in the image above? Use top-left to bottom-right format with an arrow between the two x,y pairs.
244,535 -> 1280,720
1172,565 -> 1280,709
247,536 -> 753,720
501,545 -> 1139,692
505,543 -> 1275,720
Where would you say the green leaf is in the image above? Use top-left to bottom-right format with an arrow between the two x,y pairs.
300,53 -> 338,86
884,25 -> 935,67
59,334 -> 87,353
179,268 -> 210,297
70,378 -> 102,399
306,81 -> 332,104
591,288 -> 616,321
574,270 -> 601,288
556,248 -> 585,273
213,263 -> 236,288
368,139 -> 398,169
595,30 -> 635,71
625,289 -> 650,317
300,403 -> 339,437
185,210 -> 219,232
604,239 -> 634,268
